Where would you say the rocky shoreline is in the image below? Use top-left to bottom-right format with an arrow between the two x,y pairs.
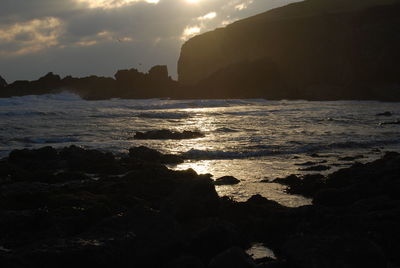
0,146 -> 399,267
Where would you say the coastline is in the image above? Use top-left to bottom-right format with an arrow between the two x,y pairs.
0,145 -> 398,267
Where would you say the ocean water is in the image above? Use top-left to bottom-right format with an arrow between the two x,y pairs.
1,92 -> 400,206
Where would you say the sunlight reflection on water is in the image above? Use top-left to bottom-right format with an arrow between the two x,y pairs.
1,95 -> 400,207
173,159 -> 313,207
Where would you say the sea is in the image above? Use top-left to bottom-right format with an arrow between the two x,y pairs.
1,92 -> 400,207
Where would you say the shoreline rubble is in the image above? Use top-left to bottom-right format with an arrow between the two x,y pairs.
0,146 -> 399,267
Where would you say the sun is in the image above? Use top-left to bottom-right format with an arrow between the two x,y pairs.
186,0 -> 200,3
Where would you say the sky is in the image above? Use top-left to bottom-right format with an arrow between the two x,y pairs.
0,0 -> 299,83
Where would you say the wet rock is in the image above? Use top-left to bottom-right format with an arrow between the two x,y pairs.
313,187 -> 361,206
187,220 -> 247,262
308,153 -> 333,158
299,165 -> 331,171
9,146 -> 59,169
163,176 -> 220,220
380,120 -> 400,125
60,145 -> 124,174
167,256 -> 205,268
128,146 -> 183,164
376,111 -> 393,116
338,155 -> 364,161
214,176 -> 240,185
273,174 -> 325,197
1,146 -> 400,268
208,247 -> 256,268
246,194 -> 278,206
295,160 -> 327,166
281,236 -> 387,268
134,129 -> 205,140
255,261 -> 290,268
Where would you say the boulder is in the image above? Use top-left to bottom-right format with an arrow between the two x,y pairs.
376,111 -> 393,116
163,176 -> 220,220
380,120 -> 400,125
128,146 -> 183,164
166,256 -> 205,268
60,145 -> 124,174
214,176 -> 241,185
208,247 -> 256,268
299,165 -> 331,171
281,236 -> 387,268
272,174 -> 325,197
134,129 -> 204,140
338,155 -> 364,161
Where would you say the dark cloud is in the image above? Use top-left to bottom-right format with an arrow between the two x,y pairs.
0,0 -> 300,82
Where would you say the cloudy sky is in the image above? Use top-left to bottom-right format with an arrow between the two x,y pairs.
0,0 -> 299,82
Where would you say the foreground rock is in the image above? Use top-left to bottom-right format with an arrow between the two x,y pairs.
134,129 -> 205,140
1,146 -> 400,267
128,146 -> 184,164
267,152 -> 400,267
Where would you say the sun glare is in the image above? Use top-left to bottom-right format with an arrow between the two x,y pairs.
181,26 -> 201,40
186,0 -> 200,3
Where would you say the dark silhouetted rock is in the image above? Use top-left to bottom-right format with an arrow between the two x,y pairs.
338,155 -> 364,161
273,174 -> 325,197
128,146 -> 183,164
167,256 -> 205,268
178,0 -> 400,100
313,187 -> 360,206
380,120 -> 400,125
272,175 -> 300,186
299,165 -> 331,171
148,65 -> 169,81
208,247 -> 256,268
37,72 -> 61,88
60,145 -> 123,174
163,175 -> 220,220
1,65 -> 181,100
134,129 -> 205,140
281,236 -> 386,268
295,160 -> 327,166
113,65 -> 179,99
0,76 -> 7,88
376,111 -> 393,116
214,176 -> 241,185
1,146 -> 400,268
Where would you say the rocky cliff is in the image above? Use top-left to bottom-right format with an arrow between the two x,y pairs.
0,76 -> 7,89
178,0 -> 400,100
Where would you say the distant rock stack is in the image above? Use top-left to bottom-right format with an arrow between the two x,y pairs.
148,65 -> 169,82
0,76 -> 7,89
114,65 -> 177,98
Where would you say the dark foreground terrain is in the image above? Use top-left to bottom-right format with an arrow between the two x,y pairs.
0,146 -> 399,267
